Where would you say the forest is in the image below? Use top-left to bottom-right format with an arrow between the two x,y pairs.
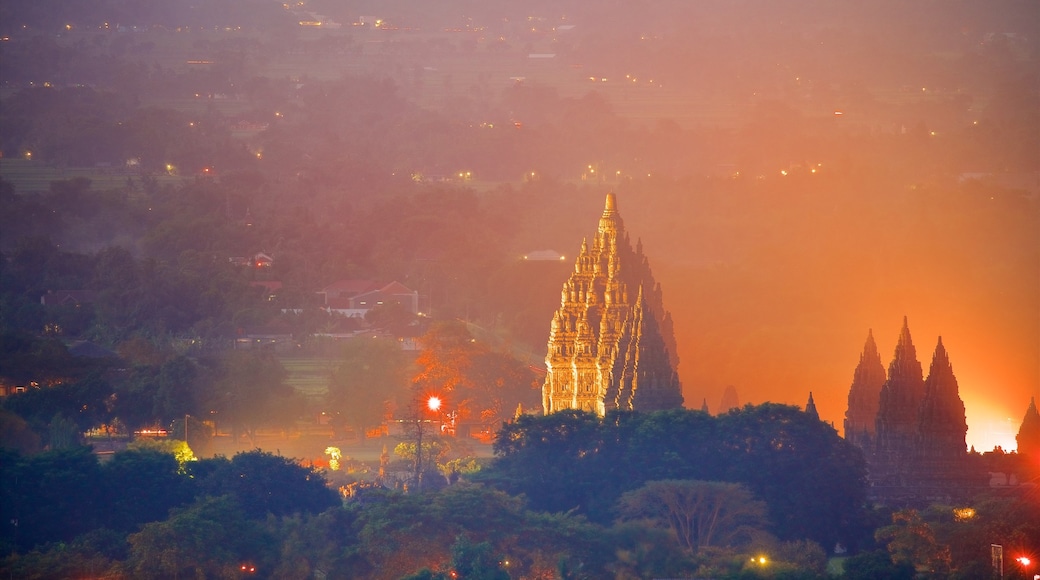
4,408 -> 1039,578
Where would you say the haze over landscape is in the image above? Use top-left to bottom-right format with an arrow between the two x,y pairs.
2,0 -> 1037,451
3,0 -> 1040,577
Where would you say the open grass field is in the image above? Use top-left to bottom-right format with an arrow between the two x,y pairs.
0,159 -> 188,193
278,354 -> 337,400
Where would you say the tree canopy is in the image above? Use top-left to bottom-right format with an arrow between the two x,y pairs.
481,405 -> 869,550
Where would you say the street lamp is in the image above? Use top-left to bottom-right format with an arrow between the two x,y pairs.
413,394 -> 442,492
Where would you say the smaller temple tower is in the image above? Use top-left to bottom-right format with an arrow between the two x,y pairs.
914,337 -> 976,492
1017,397 -> 1040,472
805,392 -> 819,421
719,385 -> 740,414
844,329 -> 886,452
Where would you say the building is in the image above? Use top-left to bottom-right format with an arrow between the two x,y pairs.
844,329 -> 886,452
1017,397 -> 1040,471
319,280 -> 419,318
542,193 -> 683,415
845,318 -> 986,503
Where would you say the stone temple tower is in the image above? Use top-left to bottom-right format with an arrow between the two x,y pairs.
542,193 -> 683,415
856,319 -> 985,502
872,316 -> 926,487
844,329 -> 886,453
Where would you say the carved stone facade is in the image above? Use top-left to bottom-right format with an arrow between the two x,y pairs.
542,193 -> 683,415
846,318 -> 986,503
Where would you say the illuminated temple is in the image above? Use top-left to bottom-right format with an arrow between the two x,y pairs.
542,193 -> 683,415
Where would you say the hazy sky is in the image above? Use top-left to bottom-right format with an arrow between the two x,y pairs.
633,202 -> 1038,452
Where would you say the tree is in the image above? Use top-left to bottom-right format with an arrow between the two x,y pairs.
617,480 -> 767,552
195,450 -> 340,520
483,405 -> 870,546
100,447 -> 194,533
449,536 -> 510,580
875,509 -> 952,577
482,410 -> 607,515
412,321 -> 538,427
352,484 -> 615,580
326,337 -> 410,438
842,549 -> 916,580
0,408 -> 41,454
0,446 -> 103,552
716,403 -> 869,548
2,374 -> 113,446
152,355 -> 204,425
210,350 -> 301,445
364,301 -> 418,337
126,495 -> 269,580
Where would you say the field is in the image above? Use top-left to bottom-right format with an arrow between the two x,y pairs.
0,159 -> 188,193
278,355 -> 337,401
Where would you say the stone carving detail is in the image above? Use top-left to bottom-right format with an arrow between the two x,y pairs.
542,193 -> 683,415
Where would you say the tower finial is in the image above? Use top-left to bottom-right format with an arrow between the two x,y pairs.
604,192 -> 617,213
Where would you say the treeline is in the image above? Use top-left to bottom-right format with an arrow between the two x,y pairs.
0,0 -> 294,33
3,408 -> 1038,578
0,337 -> 303,452
481,406 -> 870,550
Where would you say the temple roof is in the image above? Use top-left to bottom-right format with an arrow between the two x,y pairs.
806,392 -> 819,420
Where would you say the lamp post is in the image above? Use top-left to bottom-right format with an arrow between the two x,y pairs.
413,396 -> 442,492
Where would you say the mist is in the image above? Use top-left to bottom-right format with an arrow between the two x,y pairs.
1,0 -> 1037,452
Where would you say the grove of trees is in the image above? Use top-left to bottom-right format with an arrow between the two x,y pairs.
3,406 -> 1039,578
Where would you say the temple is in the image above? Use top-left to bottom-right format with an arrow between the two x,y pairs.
843,329 -> 886,451
805,392 -> 819,420
542,193 -> 683,415
845,318 -> 986,503
1017,397 -> 1040,474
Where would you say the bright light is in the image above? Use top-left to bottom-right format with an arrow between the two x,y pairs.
953,507 -> 976,521
1018,556 -> 1032,567
427,396 -> 442,412
325,446 -> 342,471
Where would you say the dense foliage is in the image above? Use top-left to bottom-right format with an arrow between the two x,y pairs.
2,424 -> 1038,578
480,406 -> 870,551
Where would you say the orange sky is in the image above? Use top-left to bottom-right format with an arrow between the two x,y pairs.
598,185 -> 1040,453
656,265 -> 1039,452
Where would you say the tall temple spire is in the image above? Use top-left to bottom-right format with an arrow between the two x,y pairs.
1017,397 -> 1040,462
542,193 -> 682,415
701,398 -> 710,414
719,385 -> 740,413
917,337 -> 967,460
805,392 -> 819,420
844,329 -> 886,451
873,317 -> 926,487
